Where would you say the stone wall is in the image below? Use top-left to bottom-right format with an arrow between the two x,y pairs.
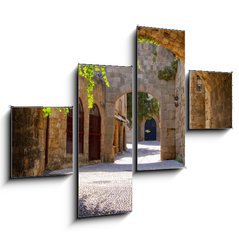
79,65 -> 132,164
190,71 -> 232,129
137,26 -> 185,61
208,75 -> 232,128
175,61 -> 185,163
126,125 -> 132,144
11,108 -> 46,177
115,94 -> 127,116
137,42 -> 177,160
79,73 -> 106,164
47,109 -> 72,170
11,107 -> 72,177
189,71 -> 206,128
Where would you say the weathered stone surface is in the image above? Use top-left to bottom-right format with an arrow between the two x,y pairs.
78,65 -> 132,164
11,107 -> 73,177
11,108 -> 46,177
137,40 -> 185,162
137,26 -> 185,61
189,71 -> 232,129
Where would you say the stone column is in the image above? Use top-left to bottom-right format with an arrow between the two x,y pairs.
104,102 -> 115,162
160,81 -> 176,160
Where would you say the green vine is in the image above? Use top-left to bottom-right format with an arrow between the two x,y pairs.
158,58 -> 178,81
78,64 -> 110,108
138,36 -> 158,63
138,36 -> 159,45
42,107 -> 70,118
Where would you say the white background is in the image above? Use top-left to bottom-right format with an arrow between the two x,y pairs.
1,0 -> 239,239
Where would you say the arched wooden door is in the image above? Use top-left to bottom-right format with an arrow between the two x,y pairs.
144,118 -> 156,141
79,99 -> 84,153
89,104 -> 101,160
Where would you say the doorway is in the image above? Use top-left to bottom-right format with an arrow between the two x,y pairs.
89,104 -> 101,160
144,118 -> 156,141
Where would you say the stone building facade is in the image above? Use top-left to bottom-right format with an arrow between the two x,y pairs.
189,71 -> 232,129
78,65 -> 132,165
137,26 -> 185,163
113,94 -> 128,155
11,107 -> 73,177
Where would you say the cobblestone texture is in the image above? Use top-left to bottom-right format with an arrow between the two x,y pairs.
78,145 -> 132,218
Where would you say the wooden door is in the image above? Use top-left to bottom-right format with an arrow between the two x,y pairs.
89,104 -> 101,160
66,108 -> 73,153
144,118 -> 156,141
79,99 -> 84,153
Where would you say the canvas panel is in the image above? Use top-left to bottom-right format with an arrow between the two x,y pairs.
11,107 -> 73,178
136,26 -> 185,171
78,64 -> 133,218
189,70 -> 232,129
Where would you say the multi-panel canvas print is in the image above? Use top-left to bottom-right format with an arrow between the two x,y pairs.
78,64 -> 132,218
11,107 -> 73,178
136,26 -> 185,171
189,71 -> 232,129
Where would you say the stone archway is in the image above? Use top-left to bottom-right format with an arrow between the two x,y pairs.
102,66 -> 132,162
137,38 -> 185,161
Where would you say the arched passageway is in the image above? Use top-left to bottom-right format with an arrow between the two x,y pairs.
136,26 -> 185,170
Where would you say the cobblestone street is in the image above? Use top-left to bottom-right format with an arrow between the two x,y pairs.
78,144 -> 132,218
137,141 -> 184,171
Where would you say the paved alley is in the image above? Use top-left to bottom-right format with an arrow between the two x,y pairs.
137,141 -> 184,171
78,144 -> 132,218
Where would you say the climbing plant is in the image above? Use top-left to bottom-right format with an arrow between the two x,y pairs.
137,36 -> 159,68
138,36 -> 158,45
78,64 -> 110,108
42,107 -> 70,117
138,93 -> 160,123
138,36 -> 179,76
127,92 -> 160,127
158,58 -> 178,81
